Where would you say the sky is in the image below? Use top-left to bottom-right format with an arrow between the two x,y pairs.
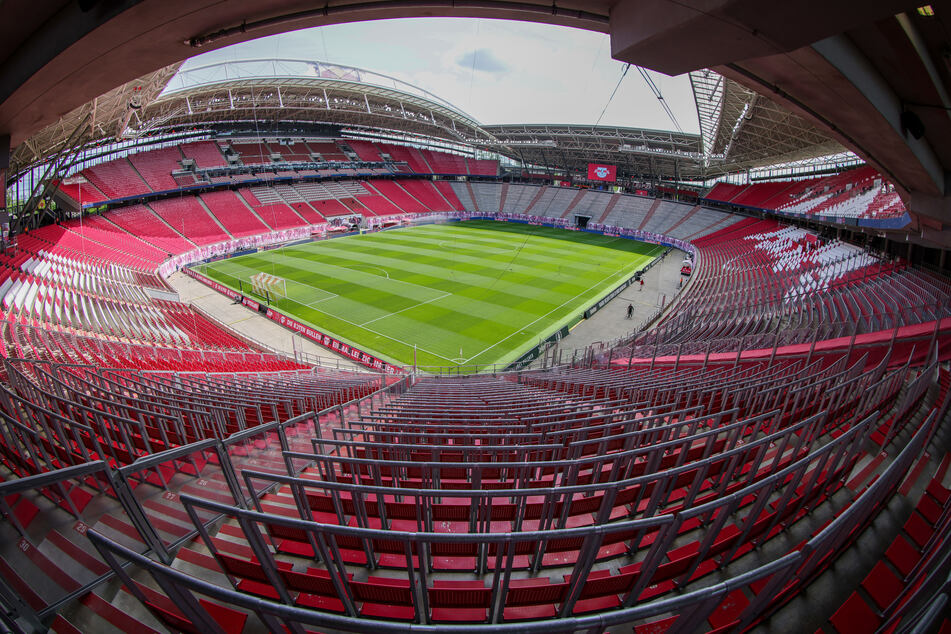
180,18 -> 700,134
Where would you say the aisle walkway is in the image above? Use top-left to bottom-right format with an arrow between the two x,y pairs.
545,248 -> 690,361
167,271 -> 363,370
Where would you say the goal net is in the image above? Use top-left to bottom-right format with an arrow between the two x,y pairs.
249,272 -> 287,301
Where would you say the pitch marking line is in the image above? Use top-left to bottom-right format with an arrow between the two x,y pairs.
203,260 -> 341,316
304,292 -> 340,308
210,230 -> 663,367
437,239 -> 521,256
206,259 -> 456,362
358,292 -> 453,327
283,298 -> 458,364
279,253 -> 442,298
462,257 -> 652,365
346,264 -> 390,279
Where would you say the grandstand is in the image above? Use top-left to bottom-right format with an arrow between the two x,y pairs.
703,166 -> 908,223
0,5 -> 950,634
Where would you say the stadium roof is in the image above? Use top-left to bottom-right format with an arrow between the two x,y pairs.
8,64 -> 181,175
688,70 -> 850,175
4,2 -> 951,246
481,124 -> 702,181
5,58 -> 506,179
143,59 -> 500,148
8,60 -> 859,185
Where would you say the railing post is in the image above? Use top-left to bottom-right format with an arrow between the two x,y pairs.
110,469 -> 172,564
217,440 -> 249,509
649,331 -> 660,371
0,571 -> 44,633
768,330 -> 780,366
805,324 -> 820,367
846,317 -> 860,364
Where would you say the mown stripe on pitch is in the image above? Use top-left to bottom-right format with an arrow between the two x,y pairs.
295,240 -> 623,295
208,223 -> 663,366
276,246 -> 592,306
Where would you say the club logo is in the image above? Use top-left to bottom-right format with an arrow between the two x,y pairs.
595,166 -> 610,178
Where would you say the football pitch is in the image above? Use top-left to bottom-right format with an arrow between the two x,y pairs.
193,220 -> 664,369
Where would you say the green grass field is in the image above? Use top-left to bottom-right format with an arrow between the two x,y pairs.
194,220 -> 663,369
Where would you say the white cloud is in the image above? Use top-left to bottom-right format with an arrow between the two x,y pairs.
182,18 -> 699,133
455,48 -> 508,74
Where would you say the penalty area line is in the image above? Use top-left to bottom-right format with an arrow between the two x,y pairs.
297,303 -> 458,364
358,292 -> 452,327
462,260 -> 643,365
304,292 -> 340,308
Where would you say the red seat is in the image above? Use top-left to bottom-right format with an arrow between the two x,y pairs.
281,567 -> 351,612
502,578 -> 565,621
860,561 -> 904,611
830,593 -> 881,633
561,568 -> 631,614
707,588 -> 750,629
430,607 -> 487,623
916,493 -> 943,525
926,480 -> 950,505
903,511 -> 932,549
429,579 -> 489,622
145,599 -> 248,634
360,602 -> 415,621
503,603 -> 557,621
352,576 -> 415,621
281,567 -> 344,594
885,535 -> 920,576
236,578 -> 281,599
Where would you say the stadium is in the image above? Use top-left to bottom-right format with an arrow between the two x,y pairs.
0,2 -> 950,633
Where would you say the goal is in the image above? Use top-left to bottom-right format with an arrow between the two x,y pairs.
249,272 -> 287,302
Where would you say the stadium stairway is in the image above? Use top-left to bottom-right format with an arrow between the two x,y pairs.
596,193 -> 622,224
560,189 -> 588,219
498,183 -> 509,213
637,199 -> 664,231
192,196 -> 235,241
660,204 -> 702,236
765,374 -> 951,633
521,185 -> 548,215
465,182 -> 481,213
3,347 -> 948,633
